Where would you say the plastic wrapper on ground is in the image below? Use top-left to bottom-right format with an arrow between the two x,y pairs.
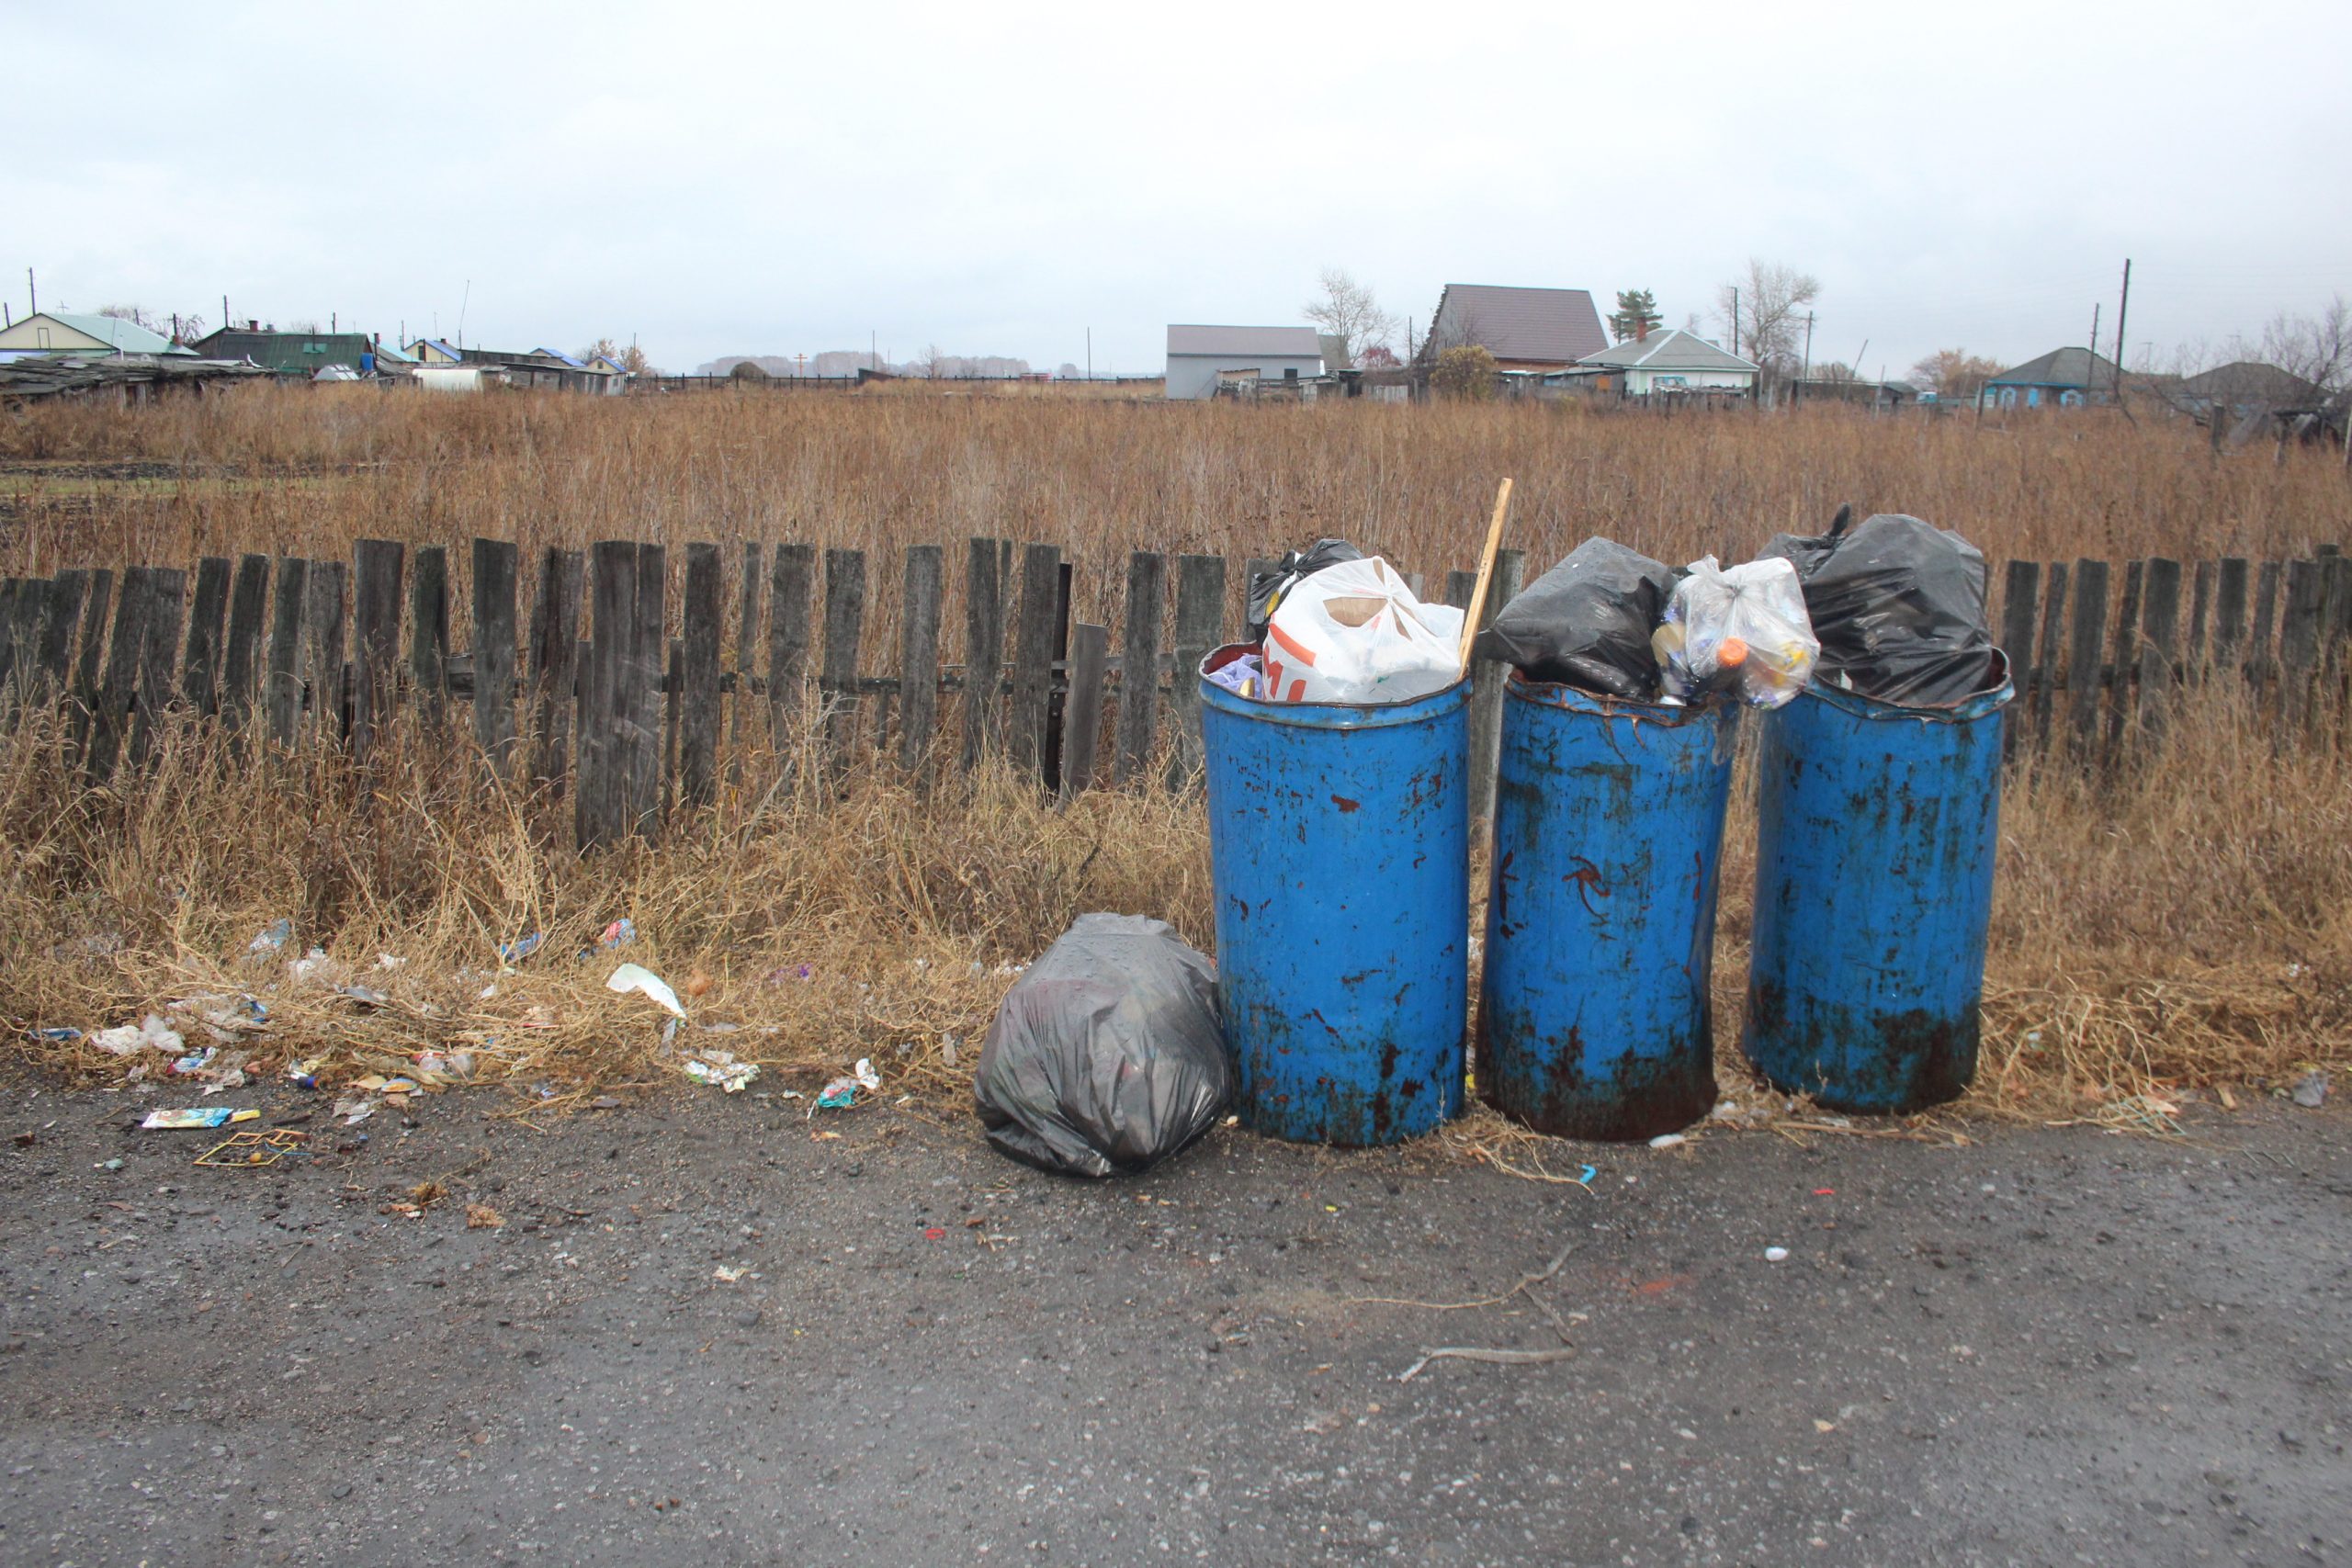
1762,511 -> 1998,706
973,913 -> 1230,1178
1475,538 -> 1678,699
1261,557 -> 1464,704
1655,556 -> 1820,709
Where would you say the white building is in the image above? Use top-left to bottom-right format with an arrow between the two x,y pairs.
1557,327 -> 1758,397
0,310 -> 187,359
1164,324 -> 1324,400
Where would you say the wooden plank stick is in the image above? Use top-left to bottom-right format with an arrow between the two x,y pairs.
1455,479 -> 1513,671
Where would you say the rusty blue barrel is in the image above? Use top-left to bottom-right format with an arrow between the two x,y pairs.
1476,680 -> 1736,1140
1198,644 -> 1468,1145
1742,663 -> 2013,1113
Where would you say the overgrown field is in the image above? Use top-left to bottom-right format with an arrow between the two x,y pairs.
2,388 -> 2347,1129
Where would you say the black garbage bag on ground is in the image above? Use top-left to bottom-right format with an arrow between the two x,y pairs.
1246,538 -> 1363,641
1762,508 -> 1998,706
1472,537 -> 1678,698
973,914 -> 1230,1178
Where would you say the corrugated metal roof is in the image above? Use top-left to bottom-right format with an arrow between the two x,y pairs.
1167,324 -> 1324,358
2178,360 -> 2322,404
1577,327 -> 1757,373
193,329 -> 379,375
1986,346 -> 2117,388
50,311 -> 180,354
1427,285 -> 1606,365
534,347 -> 585,367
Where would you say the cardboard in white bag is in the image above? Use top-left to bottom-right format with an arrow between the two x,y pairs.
1262,557 -> 1465,704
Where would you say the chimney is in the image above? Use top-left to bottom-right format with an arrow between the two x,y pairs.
248,319 -> 259,333
1635,321 -> 1649,343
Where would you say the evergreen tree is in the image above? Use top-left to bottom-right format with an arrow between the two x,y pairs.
1608,288 -> 1662,343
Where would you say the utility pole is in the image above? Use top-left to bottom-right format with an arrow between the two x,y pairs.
2088,303 -> 2099,361
28,268 -> 37,316
1086,327 -> 1091,382
1731,287 -> 1740,360
1798,310 -> 1814,404
2111,259 -> 2132,403
871,331 -> 877,372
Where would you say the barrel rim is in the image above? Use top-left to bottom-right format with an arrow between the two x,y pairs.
1802,649 -> 2015,724
1197,642 -> 1468,729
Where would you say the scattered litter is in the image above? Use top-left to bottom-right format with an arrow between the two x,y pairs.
287,947 -> 336,984
600,919 -> 638,948
2291,1071 -> 2329,1109
1764,1247 -> 1791,1262
713,1265 -> 748,1283
606,962 -> 685,1018
247,919 -> 291,955
98,1157 -> 124,1171
466,1202 -> 504,1229
817,1077 -> 860,1110
338,983 -> 389,1008
855,1057 -> 880,1091
286,1056 -> 322,1089
32,1026 -> 83,1043
332,1098 -> 378,1126
194,1130 -> 308,1168
1814,1418 -> 1838,1434
1204,651 -> 1263,697
923,1227 -> 946,1241
142,1107 -> 243,1130
92,1014 -> 184,1056
1647,1133 -> 1687,1150
684,1053 -> 760,1093
1813,1188 -> 1836,1196
941,1034 -> 961,1069
374,953 -> 405,971
499,931 -> 545,964
169,1046 -> 218,1077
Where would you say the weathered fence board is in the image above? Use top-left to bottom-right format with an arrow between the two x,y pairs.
960,536 -> 1007,769
529,547 -> 583,789
181,557 -> 232,716
1009,543 -> 1062,782
2251,560 -> 2282,689
732,540 -> 763,761
2106,558 -> 2143,757
1114,550 -> 1166,784
626,544 -> 668,831
351,540 -> 403,762
37,568 -> 87,699
2066,558 -> 2109,754
1060,622 -> 1109,803
69,568 -> 113,762
820,547 -> 866,764
471,539 -> 518,771
897,544 -> 944,771
2136,558 -> 2182,739
1999,560 -> 2039,758
409,546 -> 448,725
680,543 -> 723,806
2030,559 -> 2068,750
2214,557 -> 2249,676
86,567 -> 152,780
766,544 -> 814,741
1166,553 -> 1227,785
2188,559 -> 2214,667
220,554 -> 268,733
129,569 -> 185,772
2279,559 -> 2324,731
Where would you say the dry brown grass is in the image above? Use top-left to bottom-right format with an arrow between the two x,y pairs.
2,389 -> 2347,1130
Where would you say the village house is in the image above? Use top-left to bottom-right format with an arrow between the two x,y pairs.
1163,325 -> 1325,400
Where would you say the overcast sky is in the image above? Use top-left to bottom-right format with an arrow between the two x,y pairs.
11,1 -> 2348,377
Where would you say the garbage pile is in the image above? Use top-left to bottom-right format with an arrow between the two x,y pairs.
1475,537 -> 1820,708
1210,538 -> 1466,705
1762,508 -> 2001,705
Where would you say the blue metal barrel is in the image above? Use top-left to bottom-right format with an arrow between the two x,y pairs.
1199,645 -> 1468,1145
1742,667 -> 2014,1113
1476,681 -> 1736,1140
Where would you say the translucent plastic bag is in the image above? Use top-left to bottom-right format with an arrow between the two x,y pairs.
1653,556 -> 1821,709
1262,557 -> 1465,704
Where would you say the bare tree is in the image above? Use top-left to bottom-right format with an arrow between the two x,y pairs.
2258,296 -> 2351,402
1909,349 -> 2006,401
1303,268 -> 1399,365
1714,259 -> 1819,388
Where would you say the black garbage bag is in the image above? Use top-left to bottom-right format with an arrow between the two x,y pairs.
1246,538 -> 1363,641
973,914 -> 1230,1178
1472,537 -> 1678,698
1762,509 -> 1998,706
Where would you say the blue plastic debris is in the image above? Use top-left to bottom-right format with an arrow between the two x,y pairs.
499,931 -> 545,964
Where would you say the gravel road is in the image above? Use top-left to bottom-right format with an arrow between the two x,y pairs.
1,1075 -> 2344,1567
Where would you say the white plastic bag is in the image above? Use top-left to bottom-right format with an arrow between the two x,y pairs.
1262,557 -> 1464,704
1654,556 -> 1819,709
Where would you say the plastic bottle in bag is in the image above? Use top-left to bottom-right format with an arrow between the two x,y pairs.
1654,556 -> 1819,709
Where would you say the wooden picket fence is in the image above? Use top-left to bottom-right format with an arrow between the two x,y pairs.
3,539 -> 2346,849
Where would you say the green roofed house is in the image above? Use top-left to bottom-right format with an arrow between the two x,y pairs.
1547,326 -> 1759,399
0,310 -> 191,358
1979,346 -> 2119,411
191,322 -> 385,378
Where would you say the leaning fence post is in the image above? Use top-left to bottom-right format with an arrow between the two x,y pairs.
220,555 -> 269,735
2030,561 -> 2068,754
2186,559 -> 2215,673
820,547 -> 866,767
2065,558 -> 2109,758
1998,560 -> 2039,760
302,558 -> 347,744
2104,559 -> 2143,760
2212,558 -> 2249,682
86,568 -> 151,782
731,538 -> 763,767
2278,559 -> 2324,736
34,568 -> 86,708
68,568 -> 113,764
529,547 -> 583,790
578,541 -> 635,849
627,544 -> 667,835
181,557 -> 232,718
128,568 -> 186,773
409,545 -> 449,726
766,543 -> 814,750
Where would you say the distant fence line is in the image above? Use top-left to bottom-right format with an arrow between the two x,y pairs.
3,539 -> 2346,849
